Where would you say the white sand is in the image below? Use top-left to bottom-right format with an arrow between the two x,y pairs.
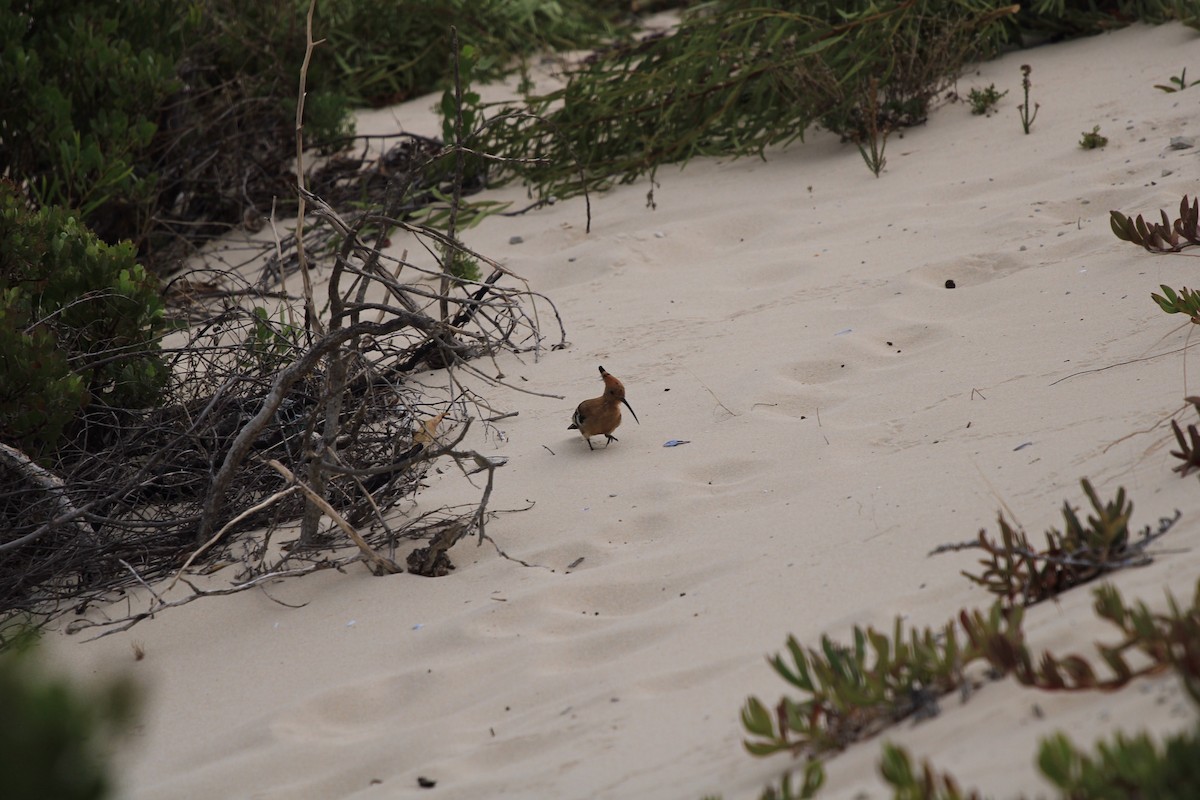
47,21 -> 1200,800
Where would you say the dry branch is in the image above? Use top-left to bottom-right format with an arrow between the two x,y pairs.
266,459 -> 401,575
2,10 -> 566,644
0,444 -> 95,553
196,313 -> 436,545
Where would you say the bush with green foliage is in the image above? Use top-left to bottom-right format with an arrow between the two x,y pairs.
0,183 -> 167,455
878,742 -> 980,800
745,576 -> 1200,799
0,635 -> 136,800
1038,722 -> 1200,799
313,0 -> 623,108
2,0 -> 624,265
0,0 -> 184,246
456,0 -> 1017,194
1011,0 -> 1198,39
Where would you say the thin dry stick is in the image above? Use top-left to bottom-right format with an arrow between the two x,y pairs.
118,559 -> 163,605
196,314 -> 436,544
0,443 -> 95,552
267,196 -> 298,329
375,249 -> 408,323
299,206 -> 353,546
168,484 -> 301,591
328,448 -> 394,535
1101,401 -> 1193,454
266,459 -> 402,575
294,0 -> 324,336
1049,338 -> 1199,386
685,367 -> 737,418
451,358 -> 565,400
441,25 -> 466,324
74,562 -> 338,641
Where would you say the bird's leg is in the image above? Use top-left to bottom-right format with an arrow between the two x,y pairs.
586,437 -> 595,451
604,434 -> 619,447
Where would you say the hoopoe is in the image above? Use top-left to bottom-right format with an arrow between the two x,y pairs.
569,366 -> 639,450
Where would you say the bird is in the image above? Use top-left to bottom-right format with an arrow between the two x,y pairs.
569,365 -> 639,450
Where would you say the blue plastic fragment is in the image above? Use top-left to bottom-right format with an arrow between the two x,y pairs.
663,439 -> 690,447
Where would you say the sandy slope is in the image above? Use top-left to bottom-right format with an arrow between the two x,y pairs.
47,20 -> 1200,800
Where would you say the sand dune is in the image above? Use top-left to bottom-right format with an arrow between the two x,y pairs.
48,20 -> 1200,799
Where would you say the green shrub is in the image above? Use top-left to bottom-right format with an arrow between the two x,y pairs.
1038,723 -> 1200,798
2,0 -> 621,265
1012,0 -> 1199,38
0,636 -> 136,800
966,83 -> 1007,115
0,183 -> 168,455
0,0 -> 184,246
459,0 -> 1015,199
1079,125 -> 1108,149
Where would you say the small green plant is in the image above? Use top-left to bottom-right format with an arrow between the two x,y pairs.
935,479 -> 1169,609
0,637 -> 137,800
854,78 -> 889,178
744,479 -> 1172,769
966,83 -> 1007,115
879,743 -> 982,800
755,761 -> 825,800
1168,396 -> 1200,476
0,182 -> 168,455
741,604 -> 1020,758
1155,67 -> 1200,92
963,580 -> 1198,694
1018,64 -> 1040,134
1036,579 -> 1200,798
742,483 -> 1195,800
1110,195 -> 1200,254
1091,579 -> 1200,702
447,250 -> 483,283
242,306 -> 304,373
1038,726 -> 1200,799
1150,285 -> 1200,321
1079,125 -> 1108,149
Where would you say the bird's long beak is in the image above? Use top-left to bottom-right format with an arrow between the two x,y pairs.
622,398 -> 640,424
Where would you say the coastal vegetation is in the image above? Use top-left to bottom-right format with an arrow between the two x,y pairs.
966,83 -> 1007,115
3,3 -> 1200,798
1,0 -> 1195,658
732,195 -> 1200,797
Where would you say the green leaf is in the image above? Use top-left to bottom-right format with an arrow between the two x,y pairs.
740,696 -> 775,738
1037,733 -> 1076,787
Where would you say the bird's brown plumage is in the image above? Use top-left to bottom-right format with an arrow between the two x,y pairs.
568,366 -> 639,450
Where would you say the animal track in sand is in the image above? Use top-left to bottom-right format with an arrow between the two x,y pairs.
452,594 -> 680,676
677,457 -> 764,491
269,676 -> 406,744
760,320 -> 953,433
778,321 -> 948,383
626,656 -> 746,697
733,253 -> 815,291
909,252 -> 1025,289
781,357 -> 858,386
755,360 -> 850,420
532,622 -> 679,675
539,572 -> 703,618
